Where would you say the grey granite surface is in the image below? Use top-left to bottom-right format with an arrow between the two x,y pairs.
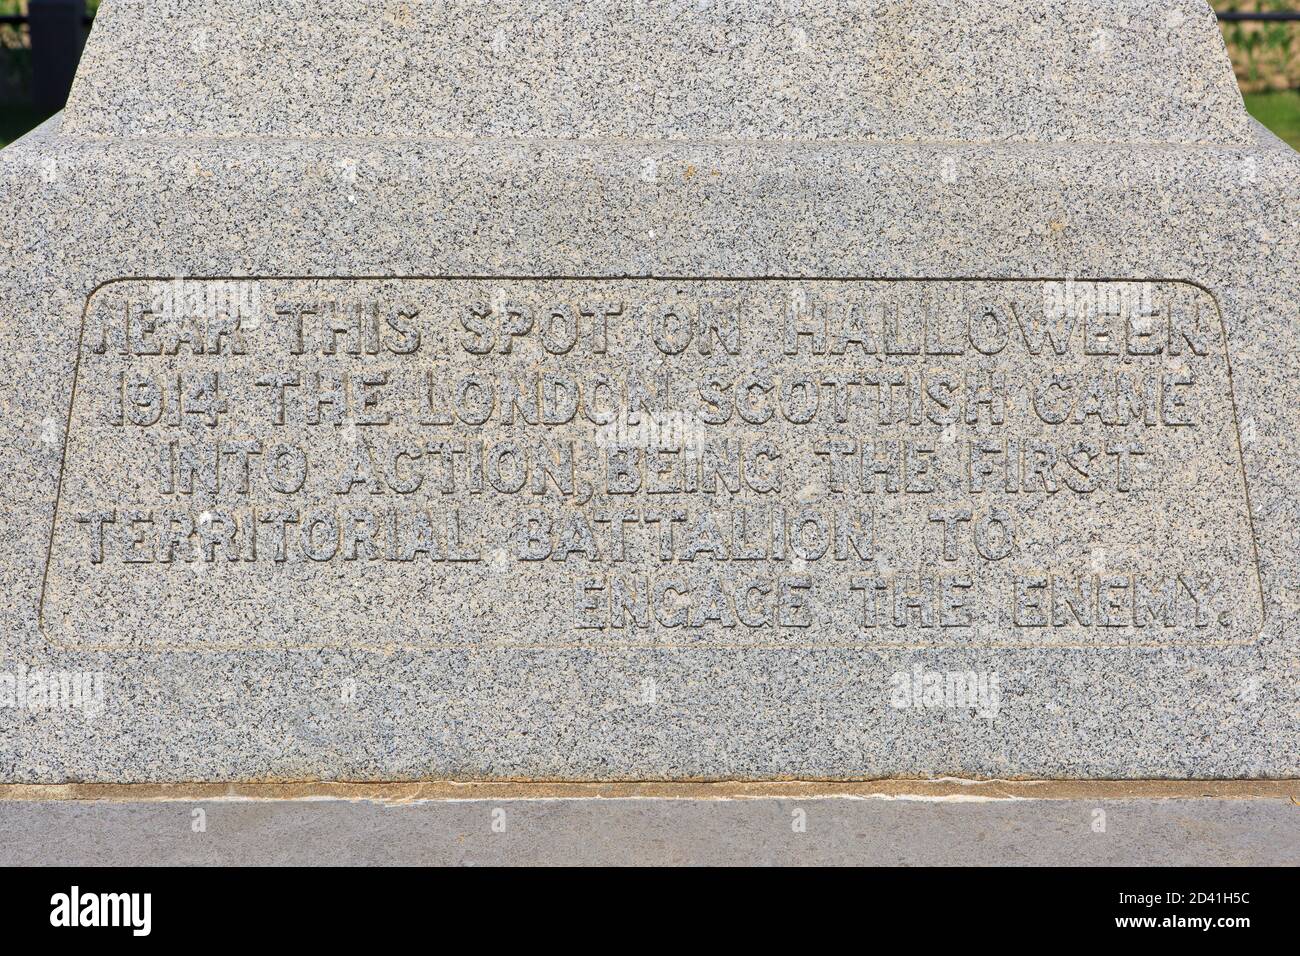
3,797 -> 1296,866
0,0 -> 1297,783
65,0 -> 1248,144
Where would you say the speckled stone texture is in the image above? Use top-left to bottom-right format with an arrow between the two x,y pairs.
0,0 -> 1297,783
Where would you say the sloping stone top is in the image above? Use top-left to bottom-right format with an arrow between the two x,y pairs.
62,0 -> 1250,143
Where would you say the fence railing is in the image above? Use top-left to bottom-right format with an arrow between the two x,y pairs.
0,4 -> 1297,116
1217,11 -> 1300,20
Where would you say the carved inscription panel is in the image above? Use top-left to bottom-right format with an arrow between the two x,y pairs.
42,278 -> 1262,649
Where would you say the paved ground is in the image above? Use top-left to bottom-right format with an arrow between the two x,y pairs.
1,796 -> 1295,865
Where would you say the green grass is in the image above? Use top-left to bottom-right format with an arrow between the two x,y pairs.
1245,90 -> 1300,150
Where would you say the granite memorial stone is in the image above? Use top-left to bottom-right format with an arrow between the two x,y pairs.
0,0 -> 1296,782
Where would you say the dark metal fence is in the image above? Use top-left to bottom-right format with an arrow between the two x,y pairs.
1217,11 -> 1300,20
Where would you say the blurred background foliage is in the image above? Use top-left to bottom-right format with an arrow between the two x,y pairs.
1221,1 -> 1300,91
1220,2 -> 1300,146
0,2 -> 1297,148
0,0 -> 36,145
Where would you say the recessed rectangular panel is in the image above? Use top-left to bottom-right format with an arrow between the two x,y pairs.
41,278 -> 1261,650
